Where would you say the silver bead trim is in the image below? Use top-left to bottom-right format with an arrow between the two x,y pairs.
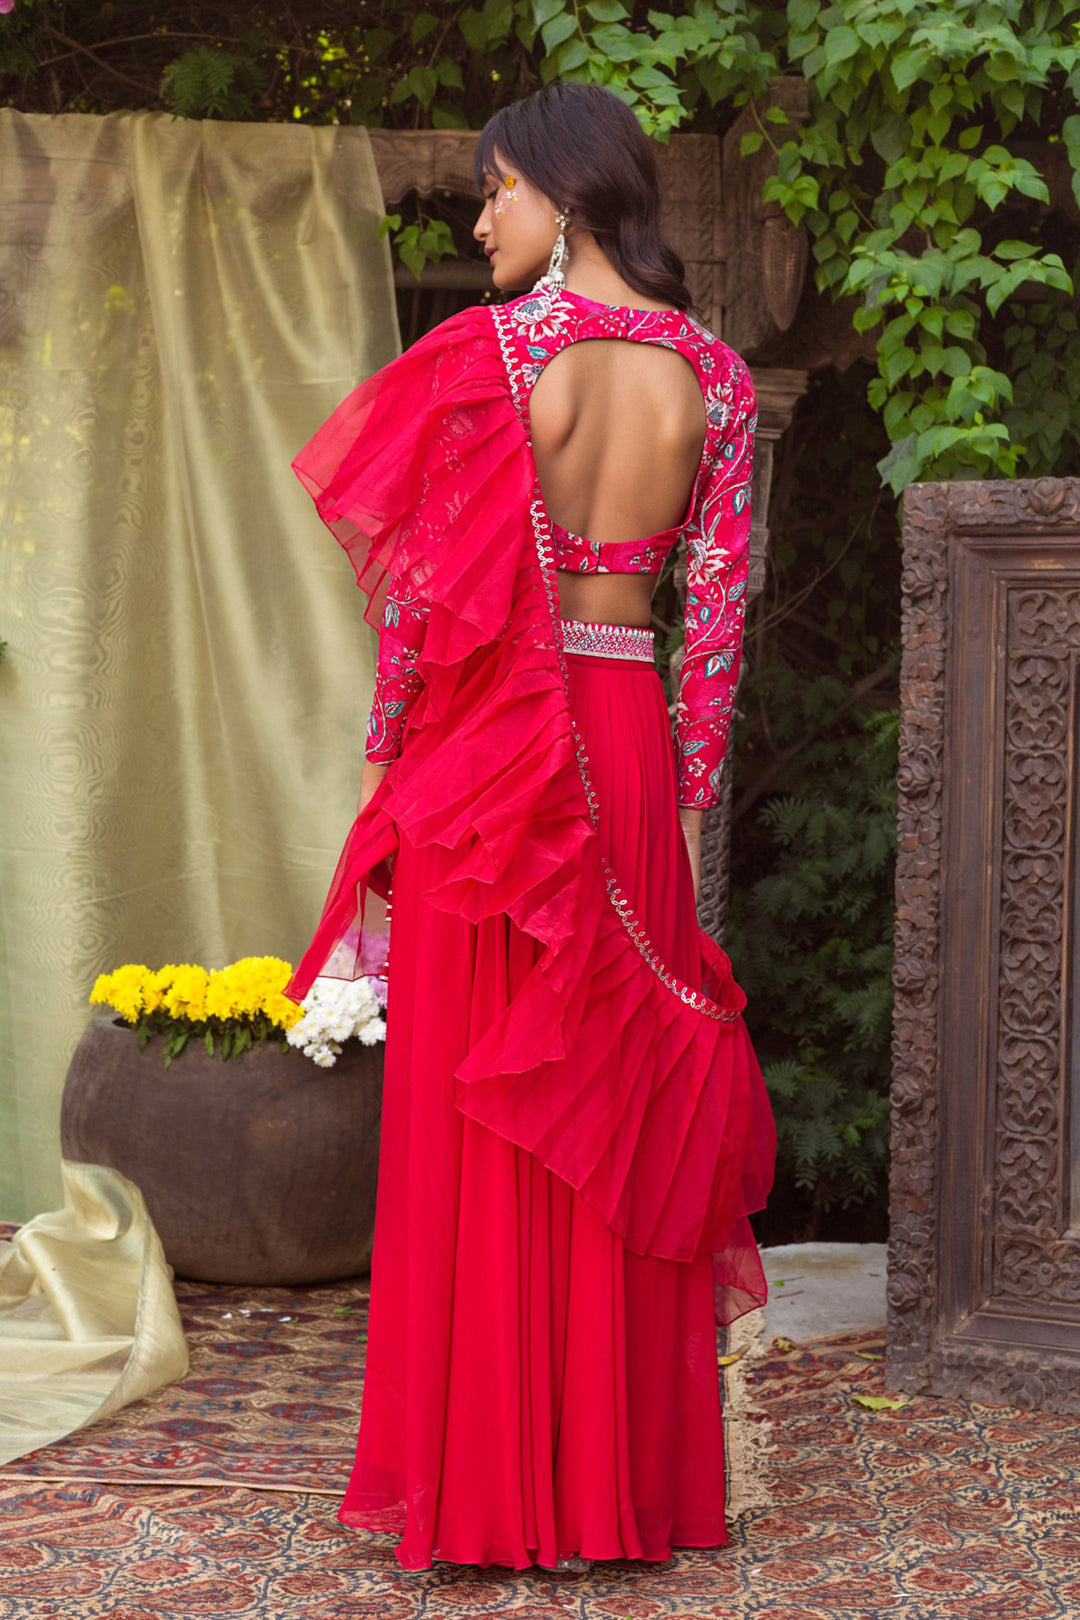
490,303 -> 735,1024
560,617 -> 655,662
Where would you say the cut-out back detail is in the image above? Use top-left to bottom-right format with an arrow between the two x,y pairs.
366,285 -> 757,810
527,331 -> 706,555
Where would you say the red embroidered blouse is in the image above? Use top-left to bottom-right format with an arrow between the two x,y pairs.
365,287 -> 756,811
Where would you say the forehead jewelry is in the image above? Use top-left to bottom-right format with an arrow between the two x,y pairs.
493,174 -> 517,217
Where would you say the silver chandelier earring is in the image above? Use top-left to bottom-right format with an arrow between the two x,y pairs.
545,209 -> 569,291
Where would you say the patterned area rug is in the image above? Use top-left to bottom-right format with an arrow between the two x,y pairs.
2,1228 -> 1078,1618
1,1268 -> 369,1496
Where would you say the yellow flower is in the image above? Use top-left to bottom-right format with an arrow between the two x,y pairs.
90,964 -> 153,1024
92,955 -> 298,1035
141,976 -> 164,1015
205,963 -> 243,1021
205,957 -> 297,1029
253,959 -> 302,1029
158,964 -> 210,1022
264,989 -> 303,1030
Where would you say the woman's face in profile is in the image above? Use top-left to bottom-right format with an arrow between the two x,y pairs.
474,150 -> 559,292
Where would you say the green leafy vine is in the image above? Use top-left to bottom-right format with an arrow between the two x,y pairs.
5,1 -> 1077,493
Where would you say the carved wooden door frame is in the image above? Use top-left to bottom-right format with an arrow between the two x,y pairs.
890,478 -> 1080,1411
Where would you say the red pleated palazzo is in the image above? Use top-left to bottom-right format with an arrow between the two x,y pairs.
340,647 -> 730,1569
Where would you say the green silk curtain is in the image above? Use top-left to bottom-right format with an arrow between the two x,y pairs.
0,111 -> 401,1222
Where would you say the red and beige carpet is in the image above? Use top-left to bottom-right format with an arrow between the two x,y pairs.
1,1222 -> 1077,1619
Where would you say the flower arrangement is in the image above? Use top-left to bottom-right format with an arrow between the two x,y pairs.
90,957 -> 386,1068
285,975 -> 387,1068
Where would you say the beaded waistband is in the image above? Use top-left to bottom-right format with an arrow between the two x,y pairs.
560,617 -> 655,663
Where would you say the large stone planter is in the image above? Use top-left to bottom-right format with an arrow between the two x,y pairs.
60,1014 -> 383,1285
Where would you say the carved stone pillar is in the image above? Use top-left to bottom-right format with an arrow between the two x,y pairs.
890,477 -> 1080,1412
694,368 -> 807,943
719,77 -> 812,359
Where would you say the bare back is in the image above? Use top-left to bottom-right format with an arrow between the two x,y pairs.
529,339 -> 707,628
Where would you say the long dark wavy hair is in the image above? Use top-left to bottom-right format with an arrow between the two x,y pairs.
474,82 -> 692,313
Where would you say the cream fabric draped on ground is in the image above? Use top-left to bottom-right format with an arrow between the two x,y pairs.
0,1160 -> 188,1465
0,111 -> 401,1223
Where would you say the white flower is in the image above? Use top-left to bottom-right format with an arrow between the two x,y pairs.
286,974 -> 388,1068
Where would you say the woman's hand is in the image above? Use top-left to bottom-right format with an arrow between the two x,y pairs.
678,806 -> 704,906
357,758 -> 389,816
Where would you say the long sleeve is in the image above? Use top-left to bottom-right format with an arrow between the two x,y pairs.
675,355 -> 757,810
365,576 -> 430,764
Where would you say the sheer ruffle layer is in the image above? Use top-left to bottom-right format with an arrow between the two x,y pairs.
287,305 -> 774,1310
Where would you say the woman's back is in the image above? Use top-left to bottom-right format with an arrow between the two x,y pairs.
508,292 -> 721,629
530,337 -> 707,546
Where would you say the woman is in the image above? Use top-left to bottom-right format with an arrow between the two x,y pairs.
285,81 -> 776,1573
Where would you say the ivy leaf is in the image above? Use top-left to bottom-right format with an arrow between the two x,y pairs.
939,347 -> 972,379
432,104 -> 469,130
589,22 -> 640,61
553,37 -> 590,73
460,9 -> 494,49
994,240 -> 1039,261
882,391 -> 914,437
877,433 -> 921,496
410,11 -> 438,45
406,64 -> 437,105
540,11 -> 577,50
997,83 -> 1024,122
824,25 -> 859,66
892,46 -> 932,90
870,110 -> 906,163
788,0 -> 820,27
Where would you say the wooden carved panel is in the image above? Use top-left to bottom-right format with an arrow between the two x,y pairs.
889,477 -> 1080,1412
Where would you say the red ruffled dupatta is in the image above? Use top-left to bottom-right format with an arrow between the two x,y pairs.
287,303 -> 775,1323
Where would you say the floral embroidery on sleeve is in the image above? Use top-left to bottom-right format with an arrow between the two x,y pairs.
675,353 -> 757,810
365,578 -> 429,764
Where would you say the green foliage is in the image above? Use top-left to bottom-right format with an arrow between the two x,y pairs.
4,2 -> 1078,494
727,699 -> 897,1219
528,0 -> 766,137
719,362 -> 901,1237
759,0 -> 1080,491
379,210 -> 458,280
161,44 -> 268,120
